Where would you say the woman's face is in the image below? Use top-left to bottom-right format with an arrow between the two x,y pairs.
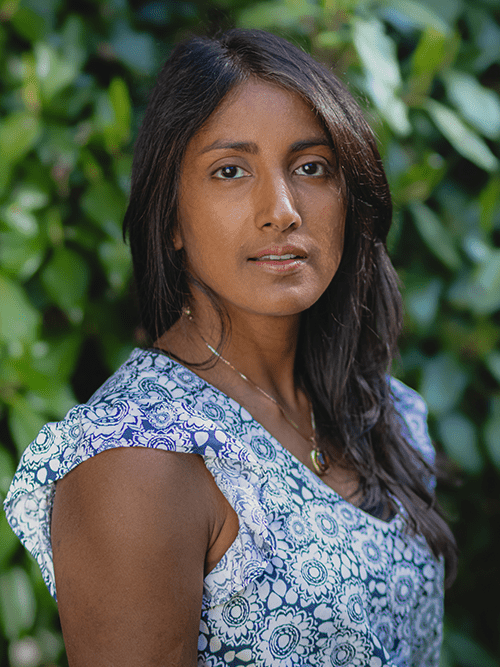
175,79 -> 345,322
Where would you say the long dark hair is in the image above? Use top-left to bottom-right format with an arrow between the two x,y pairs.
123,29 -> 457,584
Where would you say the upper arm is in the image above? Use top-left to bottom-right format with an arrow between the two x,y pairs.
51,447 -> 215,667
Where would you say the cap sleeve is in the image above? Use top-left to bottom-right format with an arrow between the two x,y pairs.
4,349 -> 274,602
389,377 -> 436,490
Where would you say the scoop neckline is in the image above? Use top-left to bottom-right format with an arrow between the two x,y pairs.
140,347 -> 402,530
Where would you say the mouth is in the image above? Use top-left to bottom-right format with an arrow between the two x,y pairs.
250,253 -> 303,261
248,246 -> 307,273
249,245 -> 307,262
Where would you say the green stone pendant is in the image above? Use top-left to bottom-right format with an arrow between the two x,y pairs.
310,448 -> 329,476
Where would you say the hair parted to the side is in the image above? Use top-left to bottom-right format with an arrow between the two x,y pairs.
123,28 -> 457,584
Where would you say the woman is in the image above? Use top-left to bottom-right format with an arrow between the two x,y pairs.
5,29 -> 456,666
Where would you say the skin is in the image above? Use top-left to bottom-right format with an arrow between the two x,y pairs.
52,79 -> 358,666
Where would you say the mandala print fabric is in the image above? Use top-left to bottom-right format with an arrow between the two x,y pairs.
4,348 -> 444,667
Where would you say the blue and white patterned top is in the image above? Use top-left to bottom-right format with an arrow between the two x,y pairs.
4,348 -> 443,667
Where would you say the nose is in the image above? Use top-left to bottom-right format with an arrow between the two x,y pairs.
255,174 -> 302,231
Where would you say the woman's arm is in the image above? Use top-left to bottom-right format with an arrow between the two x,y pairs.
51,447 -> 224,666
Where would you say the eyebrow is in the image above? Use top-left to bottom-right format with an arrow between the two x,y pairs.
198,137 -> 332,155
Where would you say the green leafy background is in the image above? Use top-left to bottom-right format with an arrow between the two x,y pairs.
0,0 -> 499,665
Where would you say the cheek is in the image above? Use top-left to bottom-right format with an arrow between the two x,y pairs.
174,197 -> 208,254
175,212 -> 239,284
210,195 -> 245,220
320,213 -> 345,281
320,202 -> 345,254
186,203 -> 246,258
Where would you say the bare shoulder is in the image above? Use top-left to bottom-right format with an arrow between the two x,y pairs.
51,447 -> 228,667
53,446 -> 219,540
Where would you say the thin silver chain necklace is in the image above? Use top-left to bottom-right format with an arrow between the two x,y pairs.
184,310 -> 330,475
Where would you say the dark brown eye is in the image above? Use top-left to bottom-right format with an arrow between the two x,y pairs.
214,166 -> 246,179
296,162 -> 326,176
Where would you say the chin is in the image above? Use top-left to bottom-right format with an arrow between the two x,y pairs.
245,295 -> 322,318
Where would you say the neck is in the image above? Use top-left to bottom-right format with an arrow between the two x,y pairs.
155,295 -> 330,476
157,298 -> 302,410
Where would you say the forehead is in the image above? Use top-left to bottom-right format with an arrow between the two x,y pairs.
185,79 -> 328,155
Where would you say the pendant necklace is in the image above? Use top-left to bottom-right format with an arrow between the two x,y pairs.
183,310 -> 329,475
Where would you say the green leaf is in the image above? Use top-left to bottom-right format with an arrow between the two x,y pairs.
404,277 -> 442,328
10,5 -> 50,41
0,275 -> 41,345
394,152 -> 446,203
485,352 -> 500,385
426,99 -> 499,172
445,630 -> 500,667
448,251 -> 500,316
0,112 -> 42,165
366,75 -> 412,135
441,318 -> 499,358
109,77 -> 131,148
0,446 -> 15,497
34,42 -> 78,103
6,352 -> 77,418
381,0 -> 450,34
8,637 -> 44,667
413,0 -> 463,24
28,383 -> 77,419
0,0 -> 21,22
0,511 -> 19,572
113,153 -> 132,195
110,22 -> 157,75
406,27 -> 461,106
61,14 -> 87,72
474,249 -> 500,293
0,158 -> 12,198
420,353 -> 468,415
323,0 -> 364,12
443,70 -> 500,140
354,18 -> 401,88
353,18 -> 411,135
437,412 -> 482,474
95,78 -> 132,152
479,175 -> 500,234
462,232 -> 491,263
0,567 -> 36,638
1,352 -> 52,396
12,185 -> 49,210
1,341 -> 78,415
447,270 -> 500,316
31,629 -> 64,663
30,334 -> 81,384
411,28 -> 449,79
1,182 -> 48,241
409,202 -> 461,270
98,240 -> 132,292
100,339 -> 135,374
81,181 -> 127,239
40,247 -> 90,314
0,232 -> 45,281
473,17 -> 500,73
238,0 -> 320,31
38,123 -> 78,172
7,395 -> 48,457
438,644 -> 454,667
315,30 -> 349,51
484,397 -> 500,471
0,203 -> 39,237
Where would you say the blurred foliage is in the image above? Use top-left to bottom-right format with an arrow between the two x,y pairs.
0,0 -> 499,665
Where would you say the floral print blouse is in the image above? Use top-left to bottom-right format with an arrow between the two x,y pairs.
4,348 -> 443,667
